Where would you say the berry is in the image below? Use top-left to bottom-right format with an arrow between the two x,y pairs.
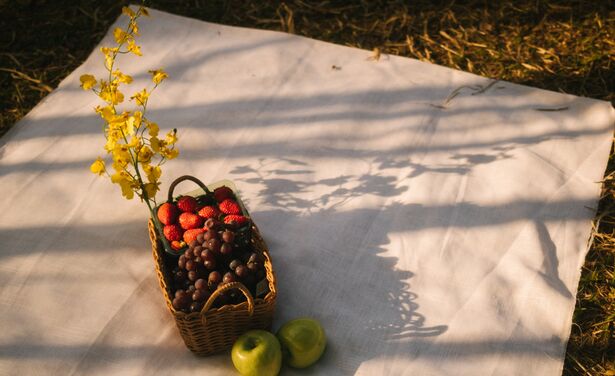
157,203 -> 179,225
198,205 -> 220,219
179,212 -> 203,230
219,199 -> 241,215
176,196 -> 198,212
223,271 -> 237,284
205,218 -> 222,231
220,242 -> 233,256
170,240 -> 184,251
223,215 -> 249,227
183,228 -> 205,244
214,186 -> 234,202
222,230 -> 235,243
163,224 -> 183,242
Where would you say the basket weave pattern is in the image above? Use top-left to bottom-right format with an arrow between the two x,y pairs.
148,216 -> 277,355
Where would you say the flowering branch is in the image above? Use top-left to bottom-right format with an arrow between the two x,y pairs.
81,6 -> 177,252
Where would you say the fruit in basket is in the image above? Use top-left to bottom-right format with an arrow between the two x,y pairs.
183,228 -> 205,244
231,330 -> 282,376
214,186 -> 234,202
224,214 -> 249,227
176,195 -> 198,212
198,205 -> 220,219
219,199 -> 242,215
276,318 -> 326,368
157,202 -> 179,225
179,212 -> 203,230
163,224 -> 183,242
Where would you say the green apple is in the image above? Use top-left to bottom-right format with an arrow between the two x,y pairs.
276,318 -> 326,368
231,330 -> 282,376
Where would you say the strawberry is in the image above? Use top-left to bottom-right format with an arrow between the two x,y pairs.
219,199 -> 241,215
157,202 -> 179,225
198,205 -> 221,219
183,228 -> 205,244
170,240 -> 185,252
176,196 -> 198,213
214,186 -> 234,202
179,212 -> 203,230
223,214 -> 249,227
163,224 -> 183,242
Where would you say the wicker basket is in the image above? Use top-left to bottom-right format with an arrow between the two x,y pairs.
148,175 -> 277,355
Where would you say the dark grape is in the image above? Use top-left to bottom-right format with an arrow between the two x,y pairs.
229,259 -> 242,270
247,261 -> 259,272
194,256 -> 202,264
222,230 -> 235,243
223,271 -> 237,284
204,259 -> 216,270
185,260 -> 196,271
208,271 -> 222,285
188,270 -> 197,281
189,240 -> 199,249
187,285 -> 196,294
184,249 -> 193,259
220,242 -> 233,256
248,252 -> 261,264
235,264 -> 249,279
178,255 -> 186,269
175,290 -> 187,299
193,289 -> 207,302
195,278 -> 207,290
196,232 -> 205,243
204,230 -> 216,241
207,238 -> 221,253
202,248 -> 215,261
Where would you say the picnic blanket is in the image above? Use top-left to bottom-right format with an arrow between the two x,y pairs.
1,7 -> 614,375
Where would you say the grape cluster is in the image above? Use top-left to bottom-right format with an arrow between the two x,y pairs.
170,217 -> 266,313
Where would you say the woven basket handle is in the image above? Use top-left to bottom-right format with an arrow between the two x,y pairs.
167,175 -> 212,202
201,282 -> 255,322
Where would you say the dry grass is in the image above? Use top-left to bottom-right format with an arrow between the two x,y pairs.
1,1 -> 613,374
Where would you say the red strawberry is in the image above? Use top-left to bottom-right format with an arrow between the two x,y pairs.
223,214 -> 249,227
163,224 -> 183,242
198,205 -> 220,219
157,202 -> 179,225
179,212 -> 203,230
219,199 -> 241,215
214,186 -> 234,202
176,196 -> 198,212
183,228 -> 205,244
170,240 -> 185,251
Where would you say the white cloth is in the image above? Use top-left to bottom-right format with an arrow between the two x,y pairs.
1,7 -> 613,375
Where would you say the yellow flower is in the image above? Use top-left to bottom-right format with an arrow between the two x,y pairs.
149,69 -> 168,85
139,6 -> 149,16
90,157 -> 106,175
114,27 -> 130,44
146,120 -> 159,137
165,129 -> 178,145
95,105 -> 115,122
112,172 -> 136,200
138,146 -> 154,164
161,147 -> 179,160
122,6 -> 135,17
127,40 -> 142,56
80,74 -> 97,90
143,183 -> 160,200
100,47 -> 119,70
113,70 -> 133,84
129,20 -> 139,36
99,82 -> 124,105
126,112 -> 142,135
143,163 -> 161,182
131,89 -> 149,106
150,136 -> 161,152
